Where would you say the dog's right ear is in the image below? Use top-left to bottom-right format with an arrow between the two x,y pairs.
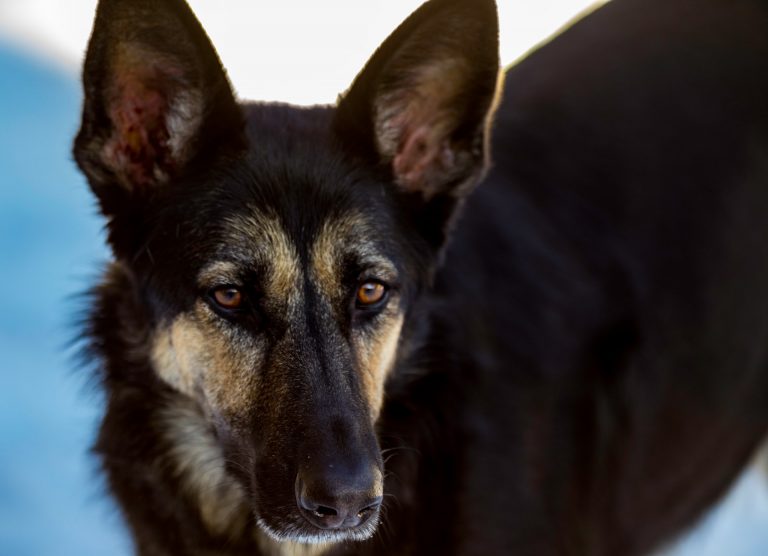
74,0 -> 244,218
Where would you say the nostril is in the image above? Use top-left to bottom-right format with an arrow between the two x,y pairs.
299,498 -> 346,530
357,497 -> 383,519
312,505 -> 338,518
296,489 -> 382,530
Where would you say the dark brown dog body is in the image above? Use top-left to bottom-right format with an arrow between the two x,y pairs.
75,0 -> 768,554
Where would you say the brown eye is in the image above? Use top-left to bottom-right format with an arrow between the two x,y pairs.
356,281 -> 387,307
212,287 -> 243,310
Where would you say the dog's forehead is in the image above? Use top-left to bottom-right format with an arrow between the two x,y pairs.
310,212 -> 399,295
183,101 -> 403,294
198,204 -> 397,296
214,206 -> 378,262
200,209 -> 302,302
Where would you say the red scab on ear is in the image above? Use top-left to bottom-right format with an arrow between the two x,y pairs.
104,76 -> 174,188
73,0 -> 245,228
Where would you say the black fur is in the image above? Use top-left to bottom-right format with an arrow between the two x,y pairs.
75,0 -> 768,555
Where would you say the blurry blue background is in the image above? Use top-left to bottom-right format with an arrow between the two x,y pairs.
0,43 -> 131,555
1,3 -> 768,554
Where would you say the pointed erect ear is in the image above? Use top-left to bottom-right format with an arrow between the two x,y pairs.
334,0 -> 500,201
74,0 -> 244,214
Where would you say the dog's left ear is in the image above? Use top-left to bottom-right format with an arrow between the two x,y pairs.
334,0 -> 500,203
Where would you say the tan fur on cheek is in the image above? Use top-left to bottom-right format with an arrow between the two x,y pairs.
150,311 -> 265,418
150,314 -> 208,397
355,313 -> 404,421
201,325 -> 264,418
160,397 -> 249,538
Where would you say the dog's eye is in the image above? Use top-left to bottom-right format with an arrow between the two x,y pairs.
356,281 -> 388,307
211,287 -> 244,311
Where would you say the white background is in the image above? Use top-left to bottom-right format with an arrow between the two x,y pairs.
0,0 -> 606,104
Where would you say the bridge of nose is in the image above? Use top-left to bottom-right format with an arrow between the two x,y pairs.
299,455 -> 382,500
295,414 -> 384,527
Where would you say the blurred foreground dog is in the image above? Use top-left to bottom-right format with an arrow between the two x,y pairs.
74,0 -> 768,554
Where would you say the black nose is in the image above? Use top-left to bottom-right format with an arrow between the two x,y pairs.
296,465 -> 383,530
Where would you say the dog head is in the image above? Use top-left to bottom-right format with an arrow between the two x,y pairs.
75,0 -> 499,545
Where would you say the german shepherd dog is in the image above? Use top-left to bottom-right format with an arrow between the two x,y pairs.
74,0 -> 768,554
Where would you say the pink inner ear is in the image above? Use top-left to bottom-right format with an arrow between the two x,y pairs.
103,75 -> 174,188
393,124 -> 455,198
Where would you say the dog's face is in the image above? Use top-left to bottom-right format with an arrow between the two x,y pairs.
75,0 -> 498,545
137,147 -> 414,542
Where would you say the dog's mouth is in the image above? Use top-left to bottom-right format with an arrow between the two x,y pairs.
254,506 -> 381,545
